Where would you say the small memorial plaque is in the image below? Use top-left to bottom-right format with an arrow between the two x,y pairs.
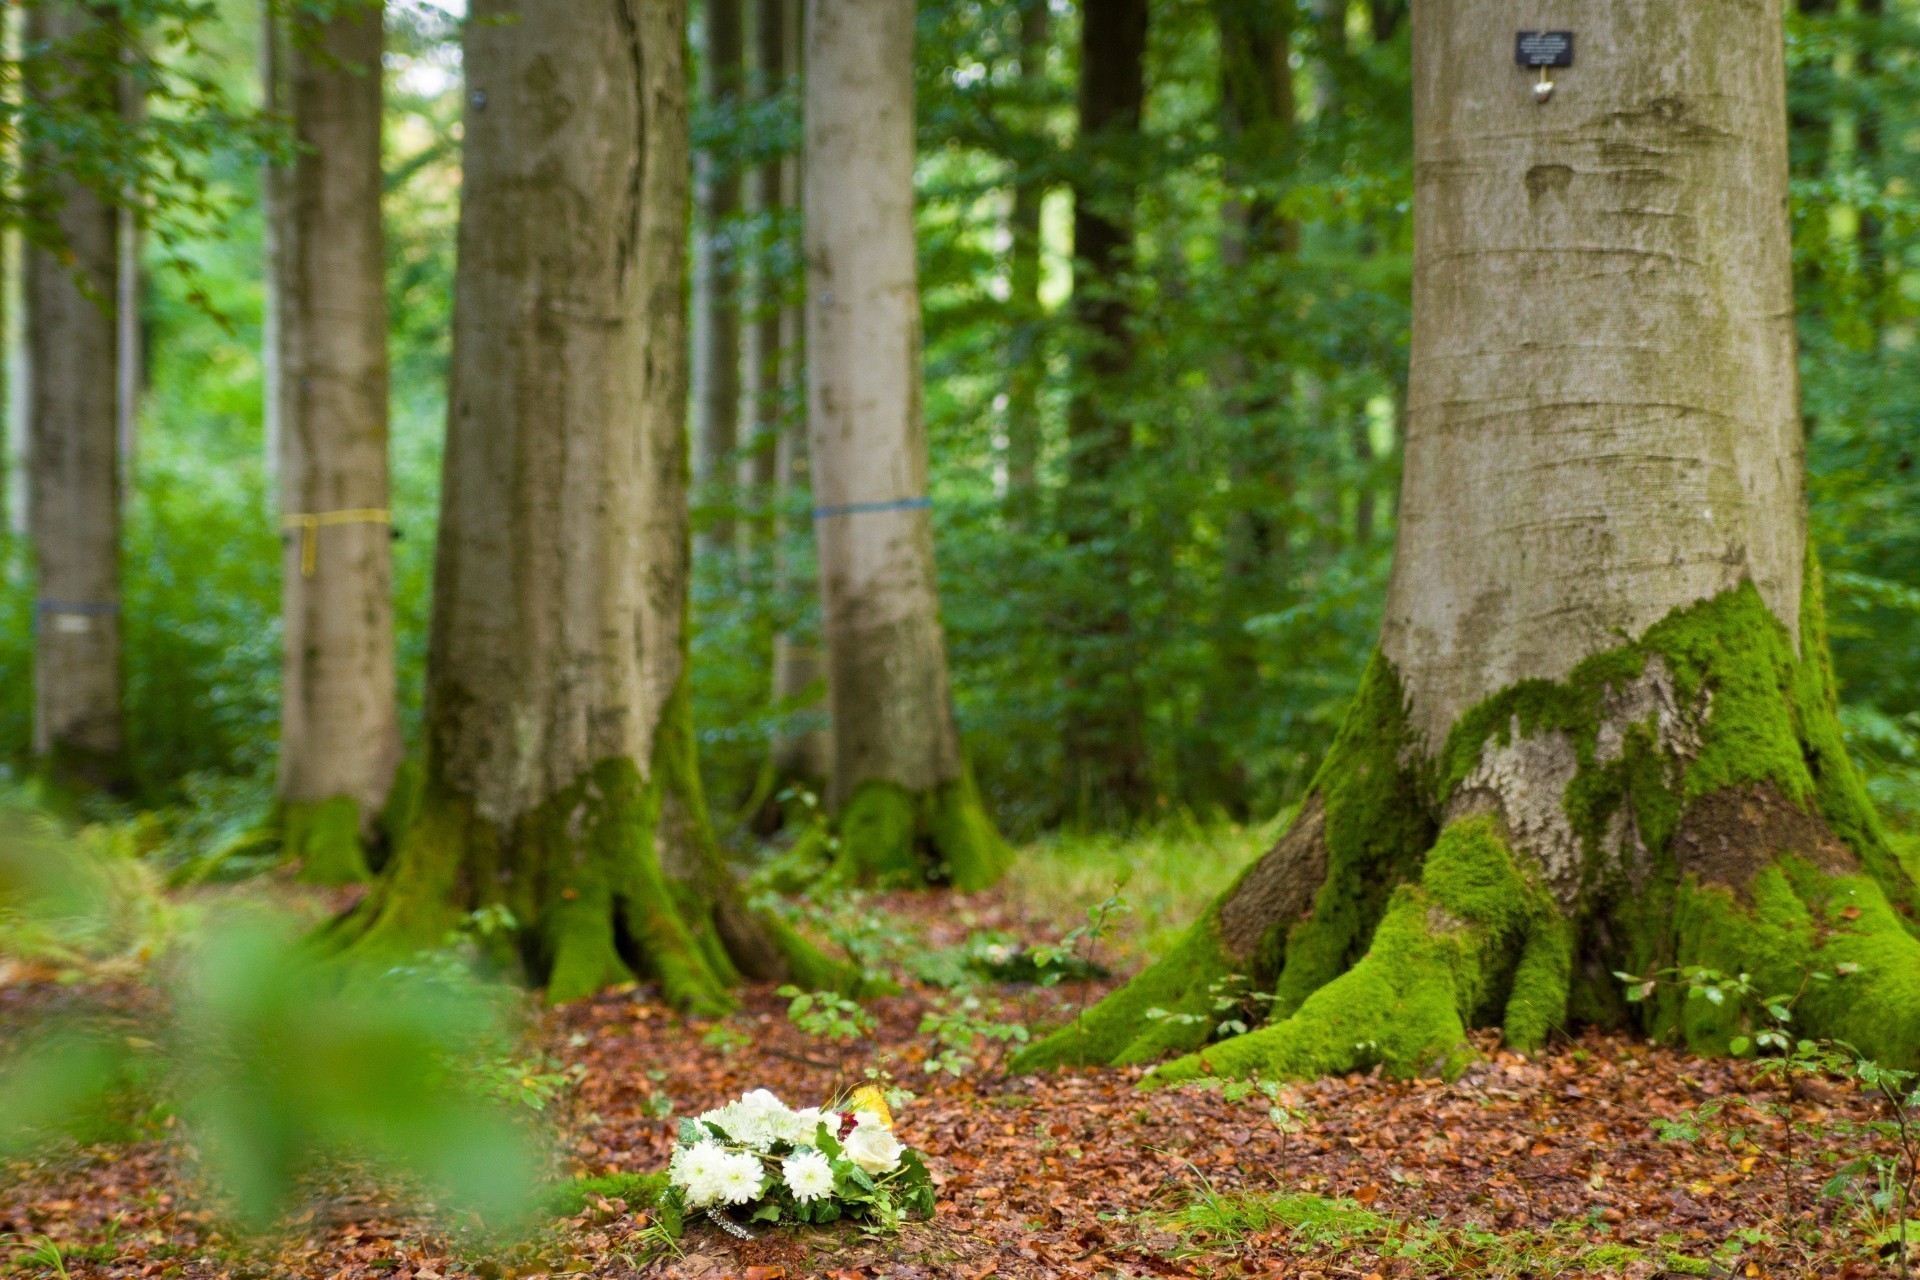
1515,31 -> 1574,67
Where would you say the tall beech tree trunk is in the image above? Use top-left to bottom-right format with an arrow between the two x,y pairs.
693,0 -> 744,555
766,0 -> 829,798
1060,0 -> 1150,822
24,4 -> 129,794
269,0 -> 401,884
1017,0 -> 1920,1080
736,0 -> 784,562
345,0 -> 847,1006
1002,0 -> 1048,526
803,0 -> 1007,888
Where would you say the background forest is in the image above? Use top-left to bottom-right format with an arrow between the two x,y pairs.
1,0 -> 1914,846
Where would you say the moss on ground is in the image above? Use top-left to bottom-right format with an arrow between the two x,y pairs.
833,769 -> 1011,891
283,795 -> 370,885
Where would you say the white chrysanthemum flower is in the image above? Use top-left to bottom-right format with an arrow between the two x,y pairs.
772,1105 -> 829,1146
842,1122 -> 904,1175
670,1141 -> 734,1208
714,1149 -> 766,1205
782,1148 -> 834,1203
702,1088 -> 794,1150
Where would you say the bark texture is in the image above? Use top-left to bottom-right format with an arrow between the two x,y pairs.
1002,0 -> 1048,525
1015,0 -> 1920,1081
736,0 -> 785,561
344,0 -> 851,1005
693,0 -> 744,554
271,1 -> 401,883
803,0 -> 1007,888
24,4 -> 129,794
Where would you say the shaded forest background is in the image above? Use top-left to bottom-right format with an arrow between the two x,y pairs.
0,0 -> 1915,846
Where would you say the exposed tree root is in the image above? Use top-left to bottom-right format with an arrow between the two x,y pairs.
1017,574 -> 1920,1082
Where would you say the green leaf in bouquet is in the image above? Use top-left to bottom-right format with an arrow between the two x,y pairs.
677,1118 -> 706,1146
750,1201 -> 783,1223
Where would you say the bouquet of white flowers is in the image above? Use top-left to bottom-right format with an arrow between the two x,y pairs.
663,1085 -> 935,1236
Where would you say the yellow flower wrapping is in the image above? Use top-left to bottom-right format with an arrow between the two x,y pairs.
846,1084 -> 893,1130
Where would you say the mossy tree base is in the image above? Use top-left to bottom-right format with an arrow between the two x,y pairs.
283,795 -> 372,885
337,752 -> 861,1011
1016,574 -> 1920,1081
832,769 -> 1011,891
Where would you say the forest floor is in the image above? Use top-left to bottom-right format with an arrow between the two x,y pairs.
2,858 -> 1914,1280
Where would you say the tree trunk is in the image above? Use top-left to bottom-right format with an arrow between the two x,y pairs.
24,4 -> 129,795
269,0 -> 402,884
1017,0 -> 1920,1080
764,0 -> 830,801
1060,0 -> 1151,823
693,0 -> 744,556
344,0 -> 850,1006
1002,0 -> 1048,527
735,0 -> 785,563
802,0 -> 1007,888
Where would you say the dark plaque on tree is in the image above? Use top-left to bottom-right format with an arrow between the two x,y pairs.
1515,31 -> 1574,67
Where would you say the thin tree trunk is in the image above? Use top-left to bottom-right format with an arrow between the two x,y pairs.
694,0 -> 744,555
1002,0 -> 1048,526
1021,0 -> 1920,1084
736,0 -> 784,563
270,0 -> 402,883
24,4 -> 128,794
803,0 -> 1007,888
1856,0 -> 1885,320
767,0 -> 828,797
348,0 -> 848,1005
261,7 -> 284,484
1061,0 -> 1150,823
115,184 -> 139,480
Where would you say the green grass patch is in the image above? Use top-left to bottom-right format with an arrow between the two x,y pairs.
1009,815 -> 1280,961
1162,1187 -> 1721,1278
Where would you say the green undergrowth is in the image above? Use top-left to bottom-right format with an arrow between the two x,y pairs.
1010,815 -> 1269,961
1161,1187 -> 1720,1277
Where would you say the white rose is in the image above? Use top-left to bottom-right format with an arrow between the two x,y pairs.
841,1122 -> 903,1175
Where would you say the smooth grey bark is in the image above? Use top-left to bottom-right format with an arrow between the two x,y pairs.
1002,0 -> 1048,524
421,0 -> 667,824
736,0 -> 785,561
270,0 -> 401,876
768,0 -> 827,787
24,4 -> 127,792
803,0 -> 971,810
693,0 -> 744,554
1384,0 -> 1804,751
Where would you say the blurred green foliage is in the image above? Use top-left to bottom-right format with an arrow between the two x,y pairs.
0,802 -> 547,1232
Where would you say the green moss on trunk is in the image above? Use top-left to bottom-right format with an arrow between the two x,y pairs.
283,795 -> 371,885
1151,817 -> 1560,1083
1019,572 -> 1919,1082
832,769 -> 1011,890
